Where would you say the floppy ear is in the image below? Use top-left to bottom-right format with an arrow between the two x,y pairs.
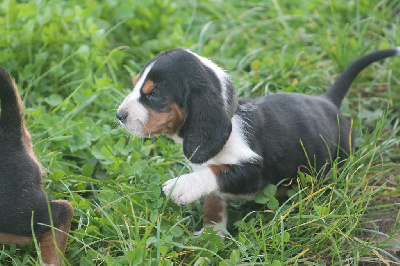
181,81 -> 232,164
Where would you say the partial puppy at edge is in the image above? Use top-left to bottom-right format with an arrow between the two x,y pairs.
0,67 -> 74,265
116,47 -> 399,236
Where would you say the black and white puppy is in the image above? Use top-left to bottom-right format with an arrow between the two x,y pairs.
116,48 -> 399,235
0,67 -> 73,265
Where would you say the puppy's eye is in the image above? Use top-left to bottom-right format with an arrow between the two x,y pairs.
145,90 -> 160,100
141,87 -> 166,111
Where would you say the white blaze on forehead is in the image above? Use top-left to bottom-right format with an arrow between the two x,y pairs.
185,49 -> 230,109
118,61 -> 156,110
132,61 -> 156,100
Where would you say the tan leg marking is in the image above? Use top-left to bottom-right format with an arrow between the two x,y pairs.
209,164 -> 229,189
39,200 -> 74,266
203,195 -> 228,234
209,165 -> 228,175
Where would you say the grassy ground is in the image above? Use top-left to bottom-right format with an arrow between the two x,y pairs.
0,0 -> 399,265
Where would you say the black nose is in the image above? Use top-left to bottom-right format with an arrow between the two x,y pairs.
116,111 -> 128,122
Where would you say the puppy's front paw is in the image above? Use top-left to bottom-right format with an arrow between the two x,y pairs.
163,174 -> 201,205
163,170 -> 218,206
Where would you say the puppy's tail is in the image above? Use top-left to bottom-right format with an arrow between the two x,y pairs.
324,47 -> 400,107
0,66 -> 25,133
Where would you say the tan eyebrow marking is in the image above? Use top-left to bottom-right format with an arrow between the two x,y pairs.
142,80 -> 155,94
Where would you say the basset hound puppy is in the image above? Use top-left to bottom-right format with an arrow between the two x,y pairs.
116,48 -> 399,235
0,67 -> 73,265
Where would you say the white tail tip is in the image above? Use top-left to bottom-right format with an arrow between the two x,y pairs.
396,47 -> 400,55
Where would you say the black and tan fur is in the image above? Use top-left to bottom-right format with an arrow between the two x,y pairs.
116,48 -> 399,235
0,67 -> 73,265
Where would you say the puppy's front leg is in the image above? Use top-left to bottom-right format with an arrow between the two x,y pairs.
163,162 -> 262,205
163,167 -> 218,206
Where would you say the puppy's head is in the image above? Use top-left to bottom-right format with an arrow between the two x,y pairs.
116,48 -> 236,164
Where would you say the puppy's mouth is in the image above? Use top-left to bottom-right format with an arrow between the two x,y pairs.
116,101 -> 150,137
119,118 -> 147,137
118,117 -> 162,138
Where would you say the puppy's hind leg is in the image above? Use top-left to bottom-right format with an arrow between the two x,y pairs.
38,200 -> 74,266
195,194 -> 227,238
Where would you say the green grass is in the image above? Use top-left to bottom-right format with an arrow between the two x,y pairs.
0,0 -> 399,265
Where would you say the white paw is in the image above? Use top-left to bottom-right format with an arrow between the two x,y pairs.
163,169 -> 218,205
163,173 -> 203,205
